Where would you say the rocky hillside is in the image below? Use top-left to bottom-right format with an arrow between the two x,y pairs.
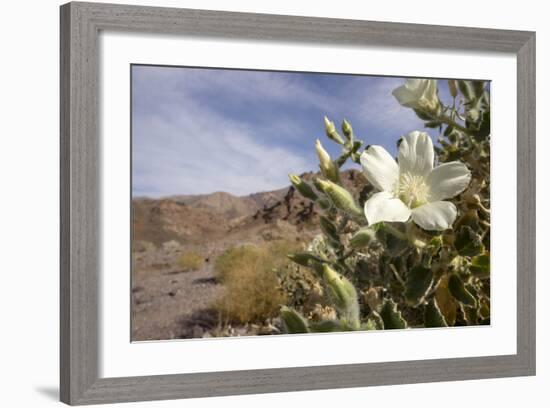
132,169 -> 368,248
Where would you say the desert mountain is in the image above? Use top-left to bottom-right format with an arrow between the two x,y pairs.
132,169 -> 368,247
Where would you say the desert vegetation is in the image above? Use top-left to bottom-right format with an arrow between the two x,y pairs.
280,79 -> 490,332
213,241 -> 299,324
178,251 -> 204,272
131,78 -> 490,340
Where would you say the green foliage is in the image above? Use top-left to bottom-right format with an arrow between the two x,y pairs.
470,253 -> 490,279
424,299 -> 448,328
448,273 -> 477,307
280,306 -> 309,334
454,226 -> 485,256
280,79 -> 490,334
404,265 -> 434,306
310,319 -> 347,333
322,264 -> 360,329
380,299 -> 407,329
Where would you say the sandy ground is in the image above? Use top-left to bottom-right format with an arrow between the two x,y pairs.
131,245 -> 225,341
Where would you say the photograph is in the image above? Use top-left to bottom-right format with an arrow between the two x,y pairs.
130,65 -> 491,341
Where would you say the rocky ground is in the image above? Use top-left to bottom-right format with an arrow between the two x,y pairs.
131,169 -> 369,341
132,241 -> 224,341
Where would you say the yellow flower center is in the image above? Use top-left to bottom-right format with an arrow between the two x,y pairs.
395,173 -> 429,208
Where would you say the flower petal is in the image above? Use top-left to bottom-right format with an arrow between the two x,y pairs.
360,146 -> 399,192
422,80 -> 438,101
426,161 -> 471,201
398,131 -> 434,177
392,84 -> 416,107
364,191 -> 411,225
411,201 -> 457,231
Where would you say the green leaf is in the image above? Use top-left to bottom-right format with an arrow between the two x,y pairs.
470,253 -> 490,279
424,299 -> 448,327
472,110 -> 490,141
471,80 -> 486,98
366,311 -> 385,330
479,299 -> 490,319
377,225 -> 409,256
405,265 -> 434,306
380,299 -> 407,329
448,274 -> 477,307
463,305 -> 479,325
319,216 -> 340,244
280,306 -> 309,334
454,226 -> 485,257
309,320 -> 345,333
435,275 -> 458,326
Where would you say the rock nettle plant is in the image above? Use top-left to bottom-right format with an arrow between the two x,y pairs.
281,79 -> 490,333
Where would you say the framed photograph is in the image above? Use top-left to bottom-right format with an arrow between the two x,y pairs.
60,2 -> 536,405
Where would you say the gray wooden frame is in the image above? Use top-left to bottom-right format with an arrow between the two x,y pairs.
60,1 -> 536,405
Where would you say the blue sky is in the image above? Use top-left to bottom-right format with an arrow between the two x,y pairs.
132,65 -> 452,198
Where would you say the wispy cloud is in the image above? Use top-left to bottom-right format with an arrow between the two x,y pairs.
132,66 -> 438,198
132,80 -> 313,197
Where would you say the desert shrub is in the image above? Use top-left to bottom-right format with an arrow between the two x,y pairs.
213,245 -> 256,283
282,79 -> 491,334
214,242 -> 298,324
133,240 -> 156,253
178,251 -> 204,272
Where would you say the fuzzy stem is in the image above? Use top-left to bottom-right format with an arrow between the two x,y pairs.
389,264 -> 406,287
437,113 -> 472,135
384,224 -> 407,240
385,223 -> 427,249
406,222 -> 427,249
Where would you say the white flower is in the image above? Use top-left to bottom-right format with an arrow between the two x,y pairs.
360,131 -> 471,231
392,79 -> 440,114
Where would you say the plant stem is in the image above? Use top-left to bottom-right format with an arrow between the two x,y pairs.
337,215 -> 349,233
406,222 -> 427,249
389,264 -> 406,286
384,224 -> 407,240
437,114 -> 472,135
385,222 -> 427,249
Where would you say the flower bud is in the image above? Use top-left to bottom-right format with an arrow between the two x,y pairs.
288,174 -> 318,201
287,252 -> 318,267
315,179 -> 364,220
315,139 -> 340,183
341,119 -> 353,141
322,264 -> 359,326
448,80 -> 458,98
324,116 -> 345,145
350,227 -> 377,248
392,79 -> 441,117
